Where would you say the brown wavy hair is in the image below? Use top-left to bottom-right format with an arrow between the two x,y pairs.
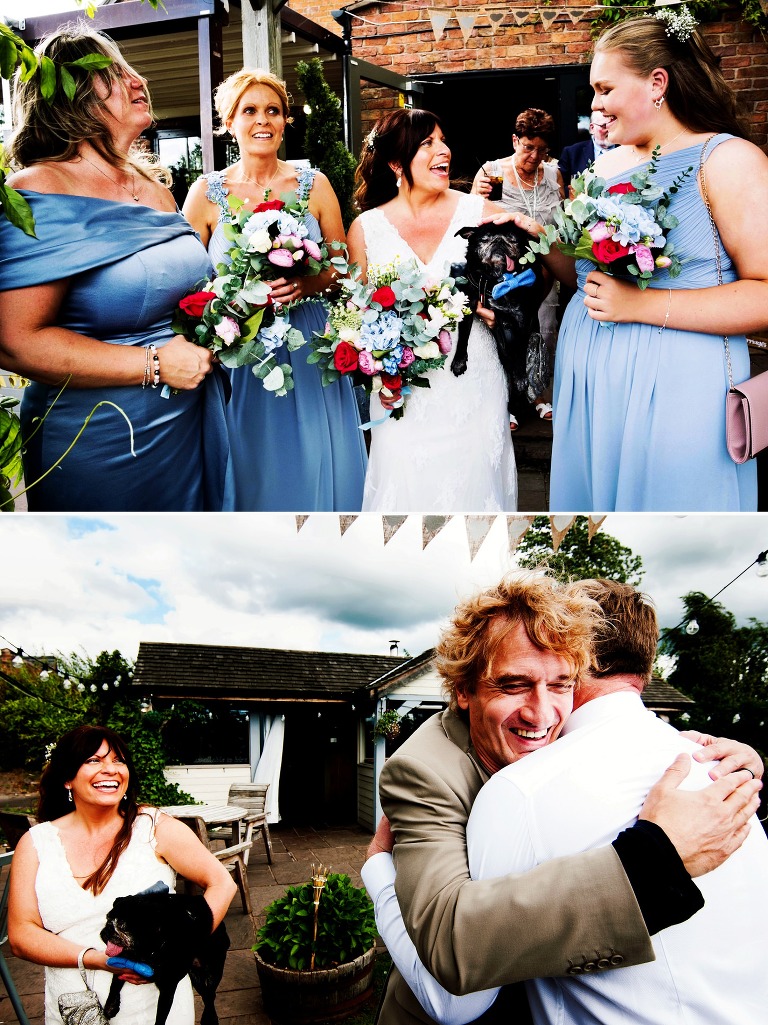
38,725 -> 141,896
595,16 -> 751,140
354,108 -> 443,212
436,575 -> 600,710
514,108 -> 555,143
7,22 -> 168,185
577,579 -> 658,682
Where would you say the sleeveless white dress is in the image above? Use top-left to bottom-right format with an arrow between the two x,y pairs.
30,810 -> 194,1025
358,192 -> 518,512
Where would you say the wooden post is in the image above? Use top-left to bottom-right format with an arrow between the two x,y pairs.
198,10 -> 225,174
241,0 -> 283,78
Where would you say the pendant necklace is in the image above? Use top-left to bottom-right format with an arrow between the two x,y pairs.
235,163 -> 280,201
633,128 -> 689,162
81,154 -> 141,202
513,161 -> 538,220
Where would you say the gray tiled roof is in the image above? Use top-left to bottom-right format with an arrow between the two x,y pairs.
645,675 -> 696,710
132,641 -> 406,701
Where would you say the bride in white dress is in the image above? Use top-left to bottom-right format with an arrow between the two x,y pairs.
347,109 -> 517,512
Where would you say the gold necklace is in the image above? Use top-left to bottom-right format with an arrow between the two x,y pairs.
81,154 -> 141,202
235,163 -> 280,200
633,128 -> 689,161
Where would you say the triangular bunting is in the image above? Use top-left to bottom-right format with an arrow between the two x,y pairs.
587,515 -> 607,541
422,515 -> 452,549
567,9 -> 584,24
511,10 -> 530,25
383,514 -> 408,545
296,515 -> 309,532
550,515 -> 577,553
486,8 -> 506,30
465,515 -> 497,561
506,515 -> 534,554
540,8 -> 559,28
339,515 -> 358,536
456,12 -> 477,39
428,9 -> 451,40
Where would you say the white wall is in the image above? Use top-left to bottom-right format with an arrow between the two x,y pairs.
164,764 -> 251,804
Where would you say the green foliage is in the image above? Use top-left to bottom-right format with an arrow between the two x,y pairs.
255,873 -> 377,971
516,516 -> 644,586
660,593 -> 768,760
0,394 -> 24,510
0,650 -> 193,805
591,0 -> 767,35
296,59 -> 358,227
372,710 -> 402,741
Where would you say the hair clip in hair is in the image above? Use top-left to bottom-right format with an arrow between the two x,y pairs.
653,2 -> 698,42
365,128 -> 377,152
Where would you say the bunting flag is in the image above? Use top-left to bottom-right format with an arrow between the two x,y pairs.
511,10 -> 531,25
506,515 -> 535,554
382,514 -> 409,545
295,515 -> 309,532
587,515 -> 607,541
486,8 -> 506,30
456,12 -> 478,40
540,8 -> 560,28
422,515 -> 452,549
465,515 -> 497,561
428,9 -> 451,40
339,515 -> 358,536
550,515 -> 577,553
567,8 -> 585,23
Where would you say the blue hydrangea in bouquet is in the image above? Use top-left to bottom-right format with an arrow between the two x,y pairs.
308,259 -> 470,421
172,193 -> 332,397
521,147 -> 693,288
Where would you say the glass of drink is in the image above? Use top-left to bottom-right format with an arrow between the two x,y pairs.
485,160 -> 504,202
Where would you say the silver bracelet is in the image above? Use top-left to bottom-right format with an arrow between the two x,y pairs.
77,946 -> 95,972
659,288 -> 672,335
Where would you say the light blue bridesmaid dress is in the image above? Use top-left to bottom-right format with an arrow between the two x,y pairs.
205,168 -> 367,511
551,134 -> 757,512
0,193 -> 229,511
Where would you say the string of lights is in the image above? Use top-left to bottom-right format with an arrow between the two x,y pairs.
672,549 -> 768,636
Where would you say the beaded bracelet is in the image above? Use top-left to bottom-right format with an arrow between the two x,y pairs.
142,346 -> 152,389
149,344 -> 160,388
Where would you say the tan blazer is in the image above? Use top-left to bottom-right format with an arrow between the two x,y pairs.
376,709 -> 655,1025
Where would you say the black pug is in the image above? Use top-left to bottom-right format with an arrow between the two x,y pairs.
100,881 -> 230,1025
450,220 -> 547,415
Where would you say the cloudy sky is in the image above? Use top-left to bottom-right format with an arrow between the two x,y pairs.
2,513 -> 767,666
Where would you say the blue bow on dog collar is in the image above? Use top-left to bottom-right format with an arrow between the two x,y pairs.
491,268 -> 537,300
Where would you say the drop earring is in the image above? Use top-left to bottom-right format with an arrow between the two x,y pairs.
654,95 -> 665,110
396,173 -> 402,188
67,788 -> 73,803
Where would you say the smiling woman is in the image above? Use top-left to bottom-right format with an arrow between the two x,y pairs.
7,724 -> 236,1025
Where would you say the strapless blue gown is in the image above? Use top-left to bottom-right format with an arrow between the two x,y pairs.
205,169 -> 367,511
0,193 -> 229,511
551,135 -> 757,511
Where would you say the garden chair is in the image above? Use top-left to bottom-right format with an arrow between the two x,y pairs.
1,852 -> 32,1025
179,815 -> 253,916
206,784 -> 272,867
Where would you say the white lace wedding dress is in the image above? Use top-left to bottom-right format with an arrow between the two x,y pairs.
359,192 -> 517,511
30,810 -> 194,1024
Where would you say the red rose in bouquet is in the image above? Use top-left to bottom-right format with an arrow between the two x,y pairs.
179,291 -> 217,317
606,182 -> 637,195
253,199 -> 285,213
333,341 -> 359,374
592,238 -> 631,265
371,285 -> 396,309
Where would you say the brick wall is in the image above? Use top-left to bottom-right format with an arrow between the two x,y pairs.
290,1 -> 768,148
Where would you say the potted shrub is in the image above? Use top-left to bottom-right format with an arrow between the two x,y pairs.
253,867 -> 377,1025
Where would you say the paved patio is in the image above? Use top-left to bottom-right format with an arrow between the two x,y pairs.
0,823 -> 376,1025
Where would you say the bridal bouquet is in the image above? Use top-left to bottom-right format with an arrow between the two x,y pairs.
172,193 -> 332,397
521,147 -> 693,288
309,259 -> 470,420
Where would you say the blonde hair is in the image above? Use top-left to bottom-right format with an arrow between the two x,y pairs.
7,22 -> 169,185
214,68 -> 294,135
436,575 -> 600,711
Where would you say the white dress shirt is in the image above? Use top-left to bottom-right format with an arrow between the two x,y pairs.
364,692 -> 768,1024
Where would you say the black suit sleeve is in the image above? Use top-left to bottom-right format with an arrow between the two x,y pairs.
613,821 -> 704,935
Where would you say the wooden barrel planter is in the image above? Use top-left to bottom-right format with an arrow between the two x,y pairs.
253,946 -> 376,1025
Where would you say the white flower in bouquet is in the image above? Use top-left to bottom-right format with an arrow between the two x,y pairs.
413,340 -> 441,360
247,228 -> 273,254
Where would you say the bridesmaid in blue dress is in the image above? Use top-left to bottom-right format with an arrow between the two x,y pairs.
518,15 -> 768,511
183,69 -> 366,511
0,26 -> 228,512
